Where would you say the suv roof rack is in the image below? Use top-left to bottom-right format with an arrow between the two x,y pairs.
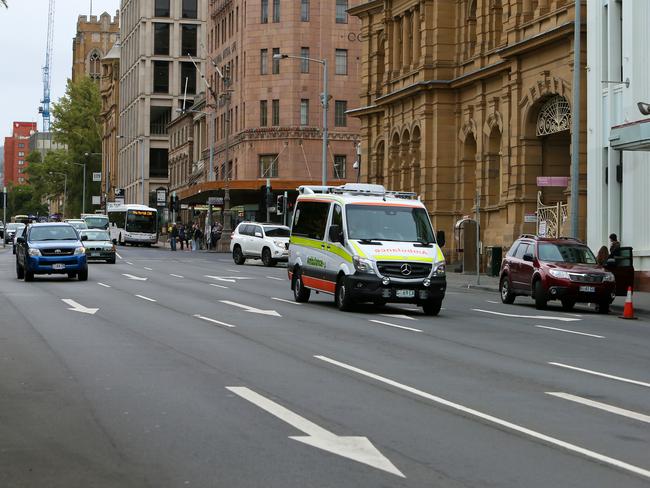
518,234 -> 584,243
298,183 -> 418,200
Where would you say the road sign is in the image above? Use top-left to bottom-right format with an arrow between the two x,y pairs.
92,172 -> 102,182
156,188 -> 166,206
91,195 -> 101,205
207,196 -> 224,205
524,212 -> 537,223
537,176 -> 569,187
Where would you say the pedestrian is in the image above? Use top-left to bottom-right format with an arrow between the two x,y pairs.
193,224 -> 203,251
609,233 -> 621,257
170,223 -> 178,251
211,221 -> 223,251
178,223 -> 186,251
596,245 -> 609,266
185,223 -> 192,251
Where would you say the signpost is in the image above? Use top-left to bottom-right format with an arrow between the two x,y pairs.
92,172 -> 102,182
91,195 -> 101,205
207,196 -> 224,206
156,187 -> 167,207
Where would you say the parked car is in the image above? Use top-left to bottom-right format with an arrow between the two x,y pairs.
0,220 -> 4,239
230,222 -> 290,267
15,223 -> 89,281
64,219 -> 89,231
4,223 -> 26,252
79,229 -> 116,263
499,235 -> 616,313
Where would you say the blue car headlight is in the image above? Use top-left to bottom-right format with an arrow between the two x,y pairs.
28,248 -> 42,257
74,247 -> 86,255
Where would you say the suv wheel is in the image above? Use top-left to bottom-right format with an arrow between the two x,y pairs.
16,260 -> 24,279
534,280 -> 547,310
262,247 -> 276,267
422,298 -> 442,316
78,268 -> 88,281
335,276 -> 355,311
232,245 -> 245,265
24,269 -> 34,282
500,276 -> 516,304
293,269 -> 311,302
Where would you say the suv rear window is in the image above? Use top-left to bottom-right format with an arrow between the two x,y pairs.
538,243 -> 596,264
264,226 -> 290,237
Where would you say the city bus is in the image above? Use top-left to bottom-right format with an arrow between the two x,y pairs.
11,215 -> 31,224
107,204 -> 158,246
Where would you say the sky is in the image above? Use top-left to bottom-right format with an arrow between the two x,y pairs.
0,0 -> 119,142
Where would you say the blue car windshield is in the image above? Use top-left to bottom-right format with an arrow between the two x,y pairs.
30,226 -> 79,241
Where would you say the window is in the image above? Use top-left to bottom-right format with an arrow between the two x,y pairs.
292,201 -> 329,240
272,99 -> 280,125
17,151 -> 25,157
329,204 -> 343,242
260,49 -> 268,74
259,154 -> 278,178
261,0 -> 268,23
514,243 -> 530,260
300,47 -> 309,73
272,48 -> 280,74
18,143 -> 24,148
153,61 -> 170,93
182,0 -> 198,19
149,148 -> 168,178
335,49 -> 348,75
18,160 -> 24,165
154,0 -> 170,17
334,100 -> 347,127
180,62 -> 197,94
18,177 -> 25,184
336,0 -> 348,23
272,0 -> 280,22
301,0 -> 310,21
300,99 -> 309,125
333,155 -> 346,179
260,100 -> 268,126
181,24 -> 198,57
89,52 -> 101,80
154,23 -> 170,55
150,106 -> 171,135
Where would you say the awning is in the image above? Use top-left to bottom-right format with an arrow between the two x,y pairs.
609,118 -> 650,151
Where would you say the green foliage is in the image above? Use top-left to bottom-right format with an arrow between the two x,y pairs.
5,183 -> 48,218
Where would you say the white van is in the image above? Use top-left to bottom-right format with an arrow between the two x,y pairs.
288,184 -> 447,315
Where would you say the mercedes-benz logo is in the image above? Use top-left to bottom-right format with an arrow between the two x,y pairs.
400,263 -> 412,276
54,249 -> 62,254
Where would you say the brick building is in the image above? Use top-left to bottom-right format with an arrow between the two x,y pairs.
72,11 -> 120,83
100,41 -> 121,206
350,0 -> 587,266
3,122 -> 37,186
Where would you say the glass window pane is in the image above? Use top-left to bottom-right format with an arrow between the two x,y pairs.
301,0 -> 310,21
260,100 -> 268,126
336,0 -> 348,23
335,100 -> 347,127
272,99 -> 280,125
149,148 -> 168,178
180,62 -> 197,94
153,61 -> 169,93
335,49 -> 347,75
181,24 -> 198,57
273,0 -> 280,22
272,48 -> 280,74
334,155 -> 346,179
261,0 -> 268,23
260,49 -> 268,74
300,99 -> 309,125
300,47 -> 309,73
155,0 -> 170,17
259,154 -> 278,178
153,23 -> 170,55
182,0 -> 198,19
150,106 -> 172,135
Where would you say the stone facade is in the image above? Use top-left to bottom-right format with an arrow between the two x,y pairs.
72,12 -> 120,83
350,0 -> 587,265
100,42 -> 121,206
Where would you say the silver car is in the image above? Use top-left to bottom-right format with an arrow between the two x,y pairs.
79,229 -> 117,263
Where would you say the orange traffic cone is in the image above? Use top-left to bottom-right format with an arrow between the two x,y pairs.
619,286 -> 638,320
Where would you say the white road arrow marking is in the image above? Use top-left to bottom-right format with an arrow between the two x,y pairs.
472,308 -> 581,322
62,299 -> 98,315
546,392 -> 650,424
226,387 -> 404,478
210,283 -> 229,289
122,273 -> 148,281
219,300 -> 281,317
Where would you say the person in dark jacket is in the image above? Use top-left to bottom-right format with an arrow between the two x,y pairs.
178,224 -> 186,250
170,223 -> 178,251
609,233 -> 621,257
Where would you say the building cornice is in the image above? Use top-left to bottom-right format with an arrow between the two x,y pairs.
496,21 -> 577,58
348,0 -> 383,17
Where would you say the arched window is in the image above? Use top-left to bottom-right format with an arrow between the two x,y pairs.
536,95 -> 571,136
465,0 -> 477,57
89,51 -> 102,80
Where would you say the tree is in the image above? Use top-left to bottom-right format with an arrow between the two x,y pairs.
6,183 -> 48,218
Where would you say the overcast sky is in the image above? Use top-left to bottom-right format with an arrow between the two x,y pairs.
0,0 -> 119,142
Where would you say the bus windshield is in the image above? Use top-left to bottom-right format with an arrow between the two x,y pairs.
126,210 -> 157,234
346,205 -> 435,243
84,216 -> 109,230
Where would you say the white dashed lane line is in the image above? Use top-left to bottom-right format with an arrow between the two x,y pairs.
144,267 -> 153,271
193,314 -> 236,328
210,283 -> 229,289
135,295 -> 157,302
271,297 -> 301,305
170,273 -> 184,278
546,392 -> 650,424
549,363 -> 650,388
266,276 -> 284,281
369,319 -> 422,333
97,282 -> 111,288
535,325 -> 604,339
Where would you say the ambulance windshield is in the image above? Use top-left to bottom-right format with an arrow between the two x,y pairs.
346,205 -> 435,243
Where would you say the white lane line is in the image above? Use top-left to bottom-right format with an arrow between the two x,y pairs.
126,261 -> 134,265
535,325 -> 604,339
144,267 -> 153,271
472,309 -> 581,322
226,269 -> 241,273
194,314 -> 236,328
315,355 -> 650,481
486,300 -> 500,304
210,283 -> 229,289
546,392 -> 650,424
549,363 -> 650,388
115,252 -> 123,259
369,319 -> 422,333
380,314 -> 417,321
272,297 -> 301,305
135,295 -> 157,302
266,276 -> 284,281
97,282 -> 111,288
170,273 -> 184,278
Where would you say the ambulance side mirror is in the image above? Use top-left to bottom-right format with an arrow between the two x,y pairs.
328,225 -> 344,244
436,230 -> 446,247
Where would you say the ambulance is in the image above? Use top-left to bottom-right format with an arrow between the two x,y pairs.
287,184 -> 447,315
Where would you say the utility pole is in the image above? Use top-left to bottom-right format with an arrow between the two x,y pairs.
321,58 -> 329,187
475,192 -> 481,286
222,87 -> 232,248
2,186 -> 6,249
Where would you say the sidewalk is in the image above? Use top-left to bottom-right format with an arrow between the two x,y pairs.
445,272 -> 650,318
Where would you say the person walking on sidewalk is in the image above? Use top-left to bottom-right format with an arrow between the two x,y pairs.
609,233 -> 621,257
178,223 -> 186,251
211,221 -> 223,251
193,224 -> 203,251
169,223 -> 178,251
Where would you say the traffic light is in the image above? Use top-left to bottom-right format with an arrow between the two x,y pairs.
276,194 -> 285,215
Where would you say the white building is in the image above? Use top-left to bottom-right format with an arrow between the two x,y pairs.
118,0 -> 206,206
587,0 -> 650,290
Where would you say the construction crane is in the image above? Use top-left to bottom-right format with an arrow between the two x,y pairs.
39,0 -> 55,132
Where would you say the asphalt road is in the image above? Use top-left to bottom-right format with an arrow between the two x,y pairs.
1,245 -> 649,488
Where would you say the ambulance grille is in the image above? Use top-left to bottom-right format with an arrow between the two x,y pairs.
377,261 -> 431,278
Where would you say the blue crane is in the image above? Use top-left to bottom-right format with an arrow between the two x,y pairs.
39,0 -> 55,132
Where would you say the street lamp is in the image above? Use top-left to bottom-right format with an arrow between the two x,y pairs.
117,135 -> 145,205
49,171 -> 67,219
274,52 -> 329,187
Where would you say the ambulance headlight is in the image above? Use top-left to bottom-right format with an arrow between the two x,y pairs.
432,262 -> 446,277
353,256 -> 374,273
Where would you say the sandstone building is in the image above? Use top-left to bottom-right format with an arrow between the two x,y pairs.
100,41 -> 121,206
72,12 -> 120,83
350,0 -> 586,265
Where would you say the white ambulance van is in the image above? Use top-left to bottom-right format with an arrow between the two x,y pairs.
288,184 -> 447,315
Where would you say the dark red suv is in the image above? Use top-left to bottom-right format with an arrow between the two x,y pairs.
499,235 -> 616,313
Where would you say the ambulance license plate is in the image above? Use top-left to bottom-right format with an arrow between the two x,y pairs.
579,286 -> 595,293
52,263 -> 65,270
396,289 -> 415,298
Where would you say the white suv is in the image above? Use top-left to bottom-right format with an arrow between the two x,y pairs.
230,222 -> 290,267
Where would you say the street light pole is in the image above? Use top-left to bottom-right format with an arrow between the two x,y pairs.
222,90 -> 232,245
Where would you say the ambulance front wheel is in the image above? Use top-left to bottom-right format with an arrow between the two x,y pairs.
293,269 -> 311,302
422,298 -> 442,316
335,276 -> 355,311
